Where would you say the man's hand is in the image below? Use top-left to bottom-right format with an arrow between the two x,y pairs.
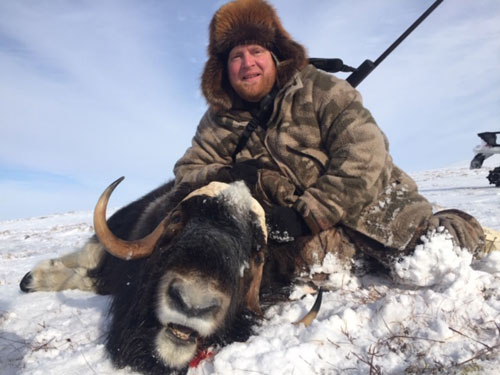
214,160 -> 260,188
266,206 -> 310,243
428,209 -> 485,254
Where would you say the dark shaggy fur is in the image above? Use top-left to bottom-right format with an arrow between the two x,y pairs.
87,180 -> 295,374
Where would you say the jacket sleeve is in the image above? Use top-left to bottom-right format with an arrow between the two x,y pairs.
174,110 -> 237,185
294,77 -> 391,234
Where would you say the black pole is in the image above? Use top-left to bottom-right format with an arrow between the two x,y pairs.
346,0 -> 444,88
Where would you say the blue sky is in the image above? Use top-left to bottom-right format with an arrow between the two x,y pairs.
1,0 -> 499,220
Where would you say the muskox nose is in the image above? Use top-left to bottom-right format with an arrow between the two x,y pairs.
168,280 -> 222,317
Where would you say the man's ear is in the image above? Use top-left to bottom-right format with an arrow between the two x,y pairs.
271,52 -> 280,66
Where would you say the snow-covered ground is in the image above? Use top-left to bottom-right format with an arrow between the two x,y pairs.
1,161 -> 500,375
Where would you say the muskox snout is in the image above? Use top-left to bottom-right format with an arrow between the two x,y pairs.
156,273 -> 231,337
153,272 -> 232,368
168,280 -> 222,318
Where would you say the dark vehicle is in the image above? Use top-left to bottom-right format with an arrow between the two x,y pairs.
469,132 -> 500,186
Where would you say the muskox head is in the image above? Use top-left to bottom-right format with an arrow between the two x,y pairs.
94,178 -> 268,373
94,178 -> 321,374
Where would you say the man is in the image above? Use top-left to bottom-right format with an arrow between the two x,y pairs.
174,0 -> 485,271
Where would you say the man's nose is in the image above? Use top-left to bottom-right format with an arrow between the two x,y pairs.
241,53 -> 256,68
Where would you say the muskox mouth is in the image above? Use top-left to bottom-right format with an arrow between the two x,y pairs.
166,323 -> 199,344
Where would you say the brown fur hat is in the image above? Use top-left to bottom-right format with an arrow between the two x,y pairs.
201,0 -> 308,112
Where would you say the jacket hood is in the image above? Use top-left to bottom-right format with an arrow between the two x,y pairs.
201,0 -> 308,112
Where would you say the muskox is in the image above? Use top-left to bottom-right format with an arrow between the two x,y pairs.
19,178 -> 320,375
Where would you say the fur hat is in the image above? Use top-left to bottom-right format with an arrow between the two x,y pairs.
201,0 -> 308,112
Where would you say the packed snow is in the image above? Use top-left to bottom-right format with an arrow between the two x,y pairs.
1,161 -> 500,375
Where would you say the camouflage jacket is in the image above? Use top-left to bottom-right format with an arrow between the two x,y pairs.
174,65 -> 432,250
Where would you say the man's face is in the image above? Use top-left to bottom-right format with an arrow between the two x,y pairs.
227,44 -> 277,102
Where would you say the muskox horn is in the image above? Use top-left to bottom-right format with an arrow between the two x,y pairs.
294,288 -> 323,327
94,177 -> 169,260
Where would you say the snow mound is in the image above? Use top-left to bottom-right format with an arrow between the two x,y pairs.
391,231 -> 473,287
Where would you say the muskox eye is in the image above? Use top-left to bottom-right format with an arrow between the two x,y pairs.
170,210 -> 182,224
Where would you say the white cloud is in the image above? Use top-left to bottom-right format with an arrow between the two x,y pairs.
0,0 -> 206,178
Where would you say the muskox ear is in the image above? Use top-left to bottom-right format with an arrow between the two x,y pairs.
245,249 -> 265,317
244,205 -> 268,316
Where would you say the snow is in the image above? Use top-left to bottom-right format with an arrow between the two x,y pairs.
2,161 -> 500,374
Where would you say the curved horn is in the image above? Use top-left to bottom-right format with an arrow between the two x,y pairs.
93,177 -> 168,260
182,181 -> 230,201
294,288 -> 323,327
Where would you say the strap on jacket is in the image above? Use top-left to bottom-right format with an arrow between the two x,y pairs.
231,87 -> 277,162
